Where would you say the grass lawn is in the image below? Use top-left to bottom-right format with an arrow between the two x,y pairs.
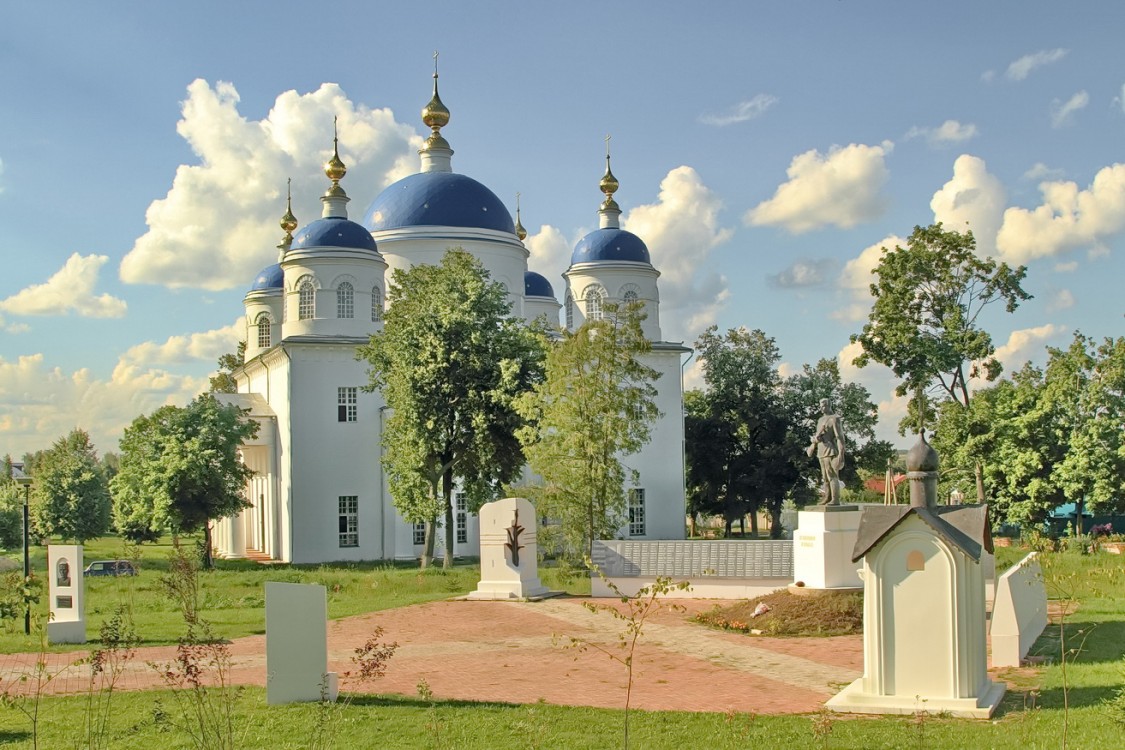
0,535 -> 589,653
1,542 -> 1122,748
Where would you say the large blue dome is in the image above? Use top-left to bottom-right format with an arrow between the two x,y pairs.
250,263 -> 283,291
363,172 -> 515,234
290,216 -> 378,252
570,227 -> 651,265
524,271 -> 555,299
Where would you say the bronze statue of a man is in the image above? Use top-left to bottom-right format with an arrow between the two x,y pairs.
807,398 -> 846,505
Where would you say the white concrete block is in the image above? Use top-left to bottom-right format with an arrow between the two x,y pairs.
469,497 -> 549,600
990,551 -> 1047,667
47,545 -> 84,644
266,582 -> 329,704
793,508 -> 863,589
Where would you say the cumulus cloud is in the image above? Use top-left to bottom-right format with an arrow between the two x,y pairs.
0,353 -> 205,457
831,234 -> 905,322
929,155 -> 1007,257
1047,288 -> 1075,311
837,340 -> 909,444
1024,162 -> 1065,182
746,142 -> 892,233
769,258 -> 837,288
119,80 -> 420,291
904,120 -> 978,146
1005,48 -> 1068,81
992,324 -> 1066,371
119,320 -> 243,370
622,166 -> 734,342
997,163 -> 1125,263
1050,90 -> 1089,128
524,224 -> 571,295
0,253 -> 127,318
698,95 -> 779,126
1054,260 -> 1078,273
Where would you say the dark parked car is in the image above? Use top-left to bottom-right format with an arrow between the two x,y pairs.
83,560 -> 137,577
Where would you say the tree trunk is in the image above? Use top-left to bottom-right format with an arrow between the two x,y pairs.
724,518 -> 732,538
421,521 -> 435,569
749,510 -> 759,538
203,523 -> 214,570
974,460 -> 986,504
769,506 -> 783,539
442,467 -> 455,570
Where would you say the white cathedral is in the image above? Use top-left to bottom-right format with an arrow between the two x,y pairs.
214,71 -> 688,563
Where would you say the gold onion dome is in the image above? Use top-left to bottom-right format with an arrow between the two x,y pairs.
323,117 -> 348,197
421,53 -> 451,149
600,155 -> 620,211
279,178 -> 298,246
514,193 -> 527,241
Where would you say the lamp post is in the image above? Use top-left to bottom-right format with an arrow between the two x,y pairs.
13,474 -> 31,635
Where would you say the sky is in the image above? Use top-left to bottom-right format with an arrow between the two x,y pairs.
2,1 -> 1124,459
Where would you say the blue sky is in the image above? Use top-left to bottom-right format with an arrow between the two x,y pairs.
2,1 -> 1124,458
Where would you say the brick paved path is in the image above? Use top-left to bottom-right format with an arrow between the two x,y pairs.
0,597 -> 863,714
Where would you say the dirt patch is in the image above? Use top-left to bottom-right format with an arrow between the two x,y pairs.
694,590 -> 863,637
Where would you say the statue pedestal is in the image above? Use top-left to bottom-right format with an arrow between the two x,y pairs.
467,497 -> 551,601
792,506 -> 863,590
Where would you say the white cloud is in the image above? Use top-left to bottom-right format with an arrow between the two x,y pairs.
0,253 -> 127,318
1005,48 -> 1068,81
119,80 -> 420,291
622,166 -> 734,342
997,163 -> 1125,263
524,224 -> 571,296
119,320 -> 243,370
0,353 -> 205,457
1024,162 -> 1065,182
1047,288 -> 1075,311
746,142 -> 892,233
1050,90 -> 1089,128
837,340 -> 910,445
831,234 -> 904,322
770,258 -> 837,288
992,324 -> 1066,371
905,120 -> 978,146
929,155 -> 1006,257
698,95 -> 779,126
1054,260 -> 1078,273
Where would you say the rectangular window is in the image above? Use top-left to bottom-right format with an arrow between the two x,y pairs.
338,387 -> 357,422
455,492 -> 468,545
628,488 -> 646,537
338,496 -> 358,547
412,522 -> 426,546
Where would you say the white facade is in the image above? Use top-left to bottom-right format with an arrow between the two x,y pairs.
214,78 -> 688,564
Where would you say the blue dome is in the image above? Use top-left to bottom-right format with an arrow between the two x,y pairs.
524,271 -> 555,299
250,263 -> 283,291
363,172 -> 515,234
290,216 -> 378,252
570,228 -> 651,265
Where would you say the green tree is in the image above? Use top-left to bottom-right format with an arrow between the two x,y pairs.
0,483 -> 22,550
358,249 -> 546,569
111,393 -> 259,567
850,222 -> 1030,501
517,303 -> 661,560
208,340 -> 246,394
30,429 -> 111,543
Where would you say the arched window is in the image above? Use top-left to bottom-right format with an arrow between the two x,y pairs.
564,291 -> 574,329
621,283 -> 640,306
298,277 -> 315,320
256,312 -> 272,349
584,286 -> 604,322
337,281 -> 354,319
371,286 -> 383,322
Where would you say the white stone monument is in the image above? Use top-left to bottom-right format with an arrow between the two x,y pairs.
47,545 -> 85,644
792,506 -> 864,590
827,433 -> 1005,718
468,497 -> 550,600
265,581 -> 336,704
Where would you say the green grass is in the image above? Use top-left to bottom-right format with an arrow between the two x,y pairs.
0,535 -> 588,653
0,685 -> 1122,749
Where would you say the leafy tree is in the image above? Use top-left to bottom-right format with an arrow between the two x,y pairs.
0,483 -> 22,550
850,223 -> 1030,501
111,394 -> 259,567
359,249 -> 546,569
517,303 -> 661,561
30,429 -> 111,543
685,327 -> 793,537
208,340 -> 246,394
